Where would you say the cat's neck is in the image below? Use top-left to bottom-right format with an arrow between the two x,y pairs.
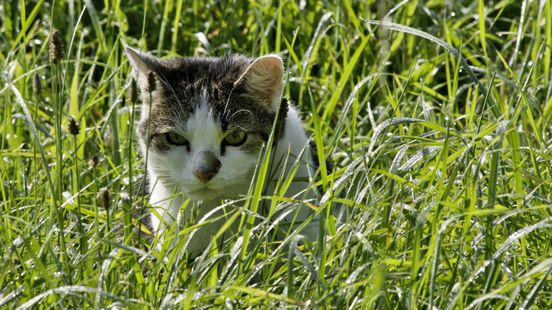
269,105 -> 313,198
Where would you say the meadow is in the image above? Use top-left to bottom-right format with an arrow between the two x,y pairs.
1,0 -> 552,308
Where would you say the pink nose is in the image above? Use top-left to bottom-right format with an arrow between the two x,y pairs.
192,151 -> 221,183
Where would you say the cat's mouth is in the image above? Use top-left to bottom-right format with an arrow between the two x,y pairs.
186,186 -> 222,200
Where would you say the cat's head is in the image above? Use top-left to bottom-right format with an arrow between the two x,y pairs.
125,46 -> 285,200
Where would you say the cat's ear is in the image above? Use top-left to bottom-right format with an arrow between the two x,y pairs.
125,46 -> 163,99
236,55 -> 284,110
125,46 -> 158,76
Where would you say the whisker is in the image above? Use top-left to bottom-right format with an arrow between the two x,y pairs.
229,109 -> 253,122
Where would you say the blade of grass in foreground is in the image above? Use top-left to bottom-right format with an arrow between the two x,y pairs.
8,82 -> 55,205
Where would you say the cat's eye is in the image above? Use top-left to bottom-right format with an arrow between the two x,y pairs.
165,132 -> 188,146
224,129 -> 247,146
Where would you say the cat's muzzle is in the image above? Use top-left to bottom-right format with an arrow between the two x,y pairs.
192,150 -> 222,183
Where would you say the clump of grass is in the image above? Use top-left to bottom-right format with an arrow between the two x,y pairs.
1,0 -> 552,308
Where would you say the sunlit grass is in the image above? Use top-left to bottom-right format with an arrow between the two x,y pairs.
1,0 -> 552,308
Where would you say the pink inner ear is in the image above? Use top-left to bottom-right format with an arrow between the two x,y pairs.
238,55 -> 284,110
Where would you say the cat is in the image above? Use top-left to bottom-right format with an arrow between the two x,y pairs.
125,46 -> 319,257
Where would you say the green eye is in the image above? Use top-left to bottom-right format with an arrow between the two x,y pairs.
224,129 -> 247,146
165,132 -> 188,146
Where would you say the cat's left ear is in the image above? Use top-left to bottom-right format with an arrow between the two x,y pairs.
235,55 -> 284,111
125,46 -> 158,77
125,46 -> 165,101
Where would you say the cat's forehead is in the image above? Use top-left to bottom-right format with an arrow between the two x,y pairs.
151,58 -> 272,127
153,57 -> 245,110
162,55 -> 250,86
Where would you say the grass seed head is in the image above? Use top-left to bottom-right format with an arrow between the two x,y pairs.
88,155 -> 99,168
129,78 -> 138,104
33,72 -> 42,97
67,117 -> 80,136
49,29 -> 65,64
146,71 -> 156,93
98,187 -> 110,211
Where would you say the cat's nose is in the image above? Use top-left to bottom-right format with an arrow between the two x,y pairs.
193,151 -> 221,183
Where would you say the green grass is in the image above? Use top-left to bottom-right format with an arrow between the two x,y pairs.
2,0 -> 552,308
